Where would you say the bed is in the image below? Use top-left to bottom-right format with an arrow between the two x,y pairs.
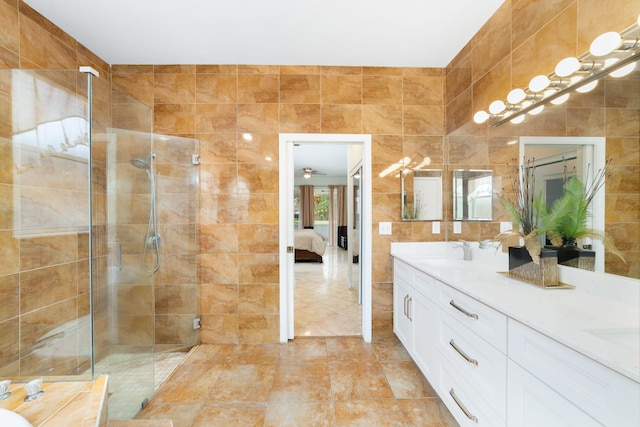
294,229 -> 327,263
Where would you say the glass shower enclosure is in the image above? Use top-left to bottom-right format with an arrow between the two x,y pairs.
0,68 -> 199,420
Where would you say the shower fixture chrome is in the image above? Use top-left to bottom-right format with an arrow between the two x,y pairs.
130,153 -> 161,273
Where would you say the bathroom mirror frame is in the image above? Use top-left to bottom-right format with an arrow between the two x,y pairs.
401,168 -> 443,221
452,169 -> 494,221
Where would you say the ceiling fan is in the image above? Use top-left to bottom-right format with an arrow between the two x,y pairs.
302,167 -> 326,179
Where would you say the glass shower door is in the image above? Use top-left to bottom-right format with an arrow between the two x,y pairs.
104,129 -> 199,419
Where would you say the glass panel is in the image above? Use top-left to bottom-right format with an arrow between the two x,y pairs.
0,69 -> 92,380
103,129 -> 199,419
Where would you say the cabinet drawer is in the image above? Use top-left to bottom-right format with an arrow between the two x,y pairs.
437,356 -> 505,427
438,283 -> 507,352
507,359 -> 600,427
394,259 -> 411,284
437,310 -> 506,418
508,319 -> 640,426
412,268 -> 435,301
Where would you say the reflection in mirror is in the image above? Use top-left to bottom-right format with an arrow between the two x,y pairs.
402,169 -> 443,220
452,169 -> 493,221
521,137 -> 606,272
349,167 -> 362,304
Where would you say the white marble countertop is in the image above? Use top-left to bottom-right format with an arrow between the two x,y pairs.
390,242 -> 640,383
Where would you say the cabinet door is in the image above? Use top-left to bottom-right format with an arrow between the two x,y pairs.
393,277 -> 412,349
412,291 -> 436,380
507,360 -> 601,427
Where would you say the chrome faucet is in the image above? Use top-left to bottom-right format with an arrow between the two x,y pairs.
453,240 -> 472,261
478,239 -> 499,249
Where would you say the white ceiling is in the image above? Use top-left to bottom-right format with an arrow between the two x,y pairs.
293,144 -> 348,178
25,0 -> 504,67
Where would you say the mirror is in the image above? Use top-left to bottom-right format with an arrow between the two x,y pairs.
349,166 -> 362,304
521,137 -> 606,272
452,169 -> 493,221
402,169 -> 443,220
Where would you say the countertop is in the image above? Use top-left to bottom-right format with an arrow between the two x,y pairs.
390,242 -> 640,383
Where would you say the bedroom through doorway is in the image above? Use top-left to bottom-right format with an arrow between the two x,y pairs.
279,133 -> 372,342
293,144 -> 361,337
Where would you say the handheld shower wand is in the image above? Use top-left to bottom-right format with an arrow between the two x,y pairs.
130,154 -> 161,273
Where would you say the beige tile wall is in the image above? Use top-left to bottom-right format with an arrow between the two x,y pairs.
446,0 -> 639,278
110,64 -> 448,343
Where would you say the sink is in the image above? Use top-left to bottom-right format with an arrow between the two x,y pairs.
585,328 -> 640,353
0,408 -> 33,427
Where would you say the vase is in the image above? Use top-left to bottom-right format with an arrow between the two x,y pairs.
508,246 -> 559,287
547,238 -> 596,272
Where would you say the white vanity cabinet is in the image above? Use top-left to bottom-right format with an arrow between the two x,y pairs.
393,259 -> 507,426
392,259 -> 437,380
392,247 -> 640,427
434,281 -> 507,426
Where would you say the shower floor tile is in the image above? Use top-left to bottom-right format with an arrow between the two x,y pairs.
93,351 -> 188,420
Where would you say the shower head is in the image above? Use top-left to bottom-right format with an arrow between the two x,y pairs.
130,155 -> 151,170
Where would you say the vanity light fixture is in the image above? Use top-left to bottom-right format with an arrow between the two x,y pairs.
474,15 -> 640,127
575,80 -> 598,93
489,100 -> 506,114
529,75 -> 551,92
507,88 -> 526,104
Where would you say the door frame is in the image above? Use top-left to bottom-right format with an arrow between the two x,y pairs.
278,133 -> 372,342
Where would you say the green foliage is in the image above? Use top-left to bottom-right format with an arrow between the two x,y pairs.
546,177 -> 590,241
314,193 -> 329,221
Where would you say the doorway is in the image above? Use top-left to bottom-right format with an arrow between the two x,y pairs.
279,133 -> 372,342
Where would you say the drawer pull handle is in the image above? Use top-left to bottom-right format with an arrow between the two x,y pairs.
449,339 -> 478,366
449,388 -> 478,423
407,296 -> 413,321
449,300 -> 479,319
404,295 -> 408,317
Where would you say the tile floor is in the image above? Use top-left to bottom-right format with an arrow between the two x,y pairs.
294,246 -> 362,337
137,337 -> 458,426
129,246 -> 457,425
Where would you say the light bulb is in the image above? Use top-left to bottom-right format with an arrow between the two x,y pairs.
610,61 -> 637,78
529,105 -> 544,115
529,75 -> 550,92
473,110 -> 490,124
303,173 -> 311,179
604,58 -> 619,68
507,88 -> 526,104
570,75 -> 584,85
510,114 -> 525,124
590,32 -> 622,56
551,93 -> 570,105
576,80 -> 598,93
555,57 -> 580,77
489,100 -> 506,114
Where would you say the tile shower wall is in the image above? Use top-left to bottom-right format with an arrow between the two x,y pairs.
445,0 -> 639,278
111,64 -> 448,342
0,0 -> 111,375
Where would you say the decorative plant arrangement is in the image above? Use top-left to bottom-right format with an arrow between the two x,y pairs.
496,159 -> 562,287
496,160 -> 561,261
496,157 -> 624,285
545,158 -> 624,270
403,191 -> 425,220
